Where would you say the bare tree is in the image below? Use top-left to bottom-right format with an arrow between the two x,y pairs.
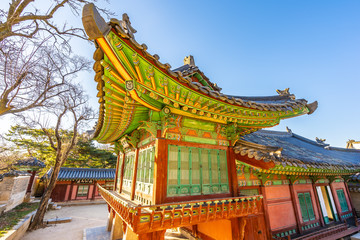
0,0 -> 110,117
0,38 -> 90,116
0,0 -> 111,42
25,83 -> 93,230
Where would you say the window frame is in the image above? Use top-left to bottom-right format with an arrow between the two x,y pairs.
76,184 -> 89,198
167,144 -> 229,197
298,192 -> 316,223
336,189 -> 349,212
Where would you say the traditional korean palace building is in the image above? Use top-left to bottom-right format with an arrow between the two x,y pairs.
81,4 -> 360,240
49,167 -> 115,202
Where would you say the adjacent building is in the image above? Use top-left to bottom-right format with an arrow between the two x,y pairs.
81,3 -> 359,240
49,167 -> 115,202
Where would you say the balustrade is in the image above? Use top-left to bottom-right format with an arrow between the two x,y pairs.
98,184 -> 264,234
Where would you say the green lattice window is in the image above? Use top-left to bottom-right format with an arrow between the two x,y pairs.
136,146 -> 155,195
123,152 -> 135,190
239,188 -> 259,196
336,189 -> 349,212
77,185 -> 89,197
167,145 -> 229,196
298,192 -> 315,222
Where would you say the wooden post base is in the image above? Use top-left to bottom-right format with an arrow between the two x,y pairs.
107,210 -> 114,232
123,226 -> 165,240
111,213 -> 124,240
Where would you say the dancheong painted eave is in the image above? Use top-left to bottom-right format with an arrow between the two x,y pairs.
82,3 -> 318,144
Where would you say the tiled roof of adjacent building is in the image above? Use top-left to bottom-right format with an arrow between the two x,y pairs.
235,129 -> 360,172
56,167 -> 115,181
15,157 -> 46,168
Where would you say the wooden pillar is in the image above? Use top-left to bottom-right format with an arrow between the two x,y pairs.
27,170 -> 36,193
288,183 -> 303,234
259,185 -> 271,239
344,181 -> 358,222
131,148 -> 140,200
312,184 -> 325,227
68,181 -> 74,201
330,183 -> 342,221
114,152 -> 121,191
230,218 -> 241,240
239,217 -> 247,240
119,152 -> 126,193
92,181 -> 96,200
153,137 -> 167,204
107,209 -> 114,232
111,213 -> 124,240
228,147 -> 239,197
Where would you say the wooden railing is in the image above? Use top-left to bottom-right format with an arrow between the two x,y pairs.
98,184 -> 264,234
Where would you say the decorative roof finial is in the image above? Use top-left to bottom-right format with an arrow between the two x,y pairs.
346,139 -> 360,149
184,55 -> 195,67
315,137 -> 326,145
276,88 -> 290,96
110,13 -> 137,39
286,126 -> 292,135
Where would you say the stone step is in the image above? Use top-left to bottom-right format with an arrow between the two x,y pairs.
46,217 -> 72,224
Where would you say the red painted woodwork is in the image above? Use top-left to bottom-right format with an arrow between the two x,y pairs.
244,214 -> 267,240
289,183 -> 302,234
197,219 -> 232,240
51,184 -> 68,202
264,185 -> 297,231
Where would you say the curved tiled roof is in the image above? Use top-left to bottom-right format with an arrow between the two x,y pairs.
15,157 -> 46,168
235,130 -> 360,173
55,167 -> 115,181
103,18 -> 317,113
82,4 -> 318,143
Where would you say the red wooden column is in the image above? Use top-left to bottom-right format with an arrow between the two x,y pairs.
228,146 -> 241,239
228,147 -> 239,197
153,136 -> 167,204
259,185 -> 272,239
26,170 -> 36,193
288,182 -> 303,235
131,148 -> 140,200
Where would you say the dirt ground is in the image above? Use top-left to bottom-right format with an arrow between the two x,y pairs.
23,204 -> 108,240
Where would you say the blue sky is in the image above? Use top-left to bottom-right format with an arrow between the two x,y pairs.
1,0 -> 360,147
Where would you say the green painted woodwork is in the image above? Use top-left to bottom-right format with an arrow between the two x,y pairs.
167,145 -> 229,196
300,222 -> 320,231
135,146 -> 155,195
298,192 -> 315,222
336,189 -> 349,212
93,29 -> 312,144
182,118 -> 215,131
183,136 -> 217,145
274,229 -> 297,238
123,151 -> 136,190
239,189 -> 259,196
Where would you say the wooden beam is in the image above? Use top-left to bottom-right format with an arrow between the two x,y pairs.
289,183 -> 303,234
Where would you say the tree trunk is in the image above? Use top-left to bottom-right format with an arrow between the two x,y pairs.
28,157 -> 63,230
